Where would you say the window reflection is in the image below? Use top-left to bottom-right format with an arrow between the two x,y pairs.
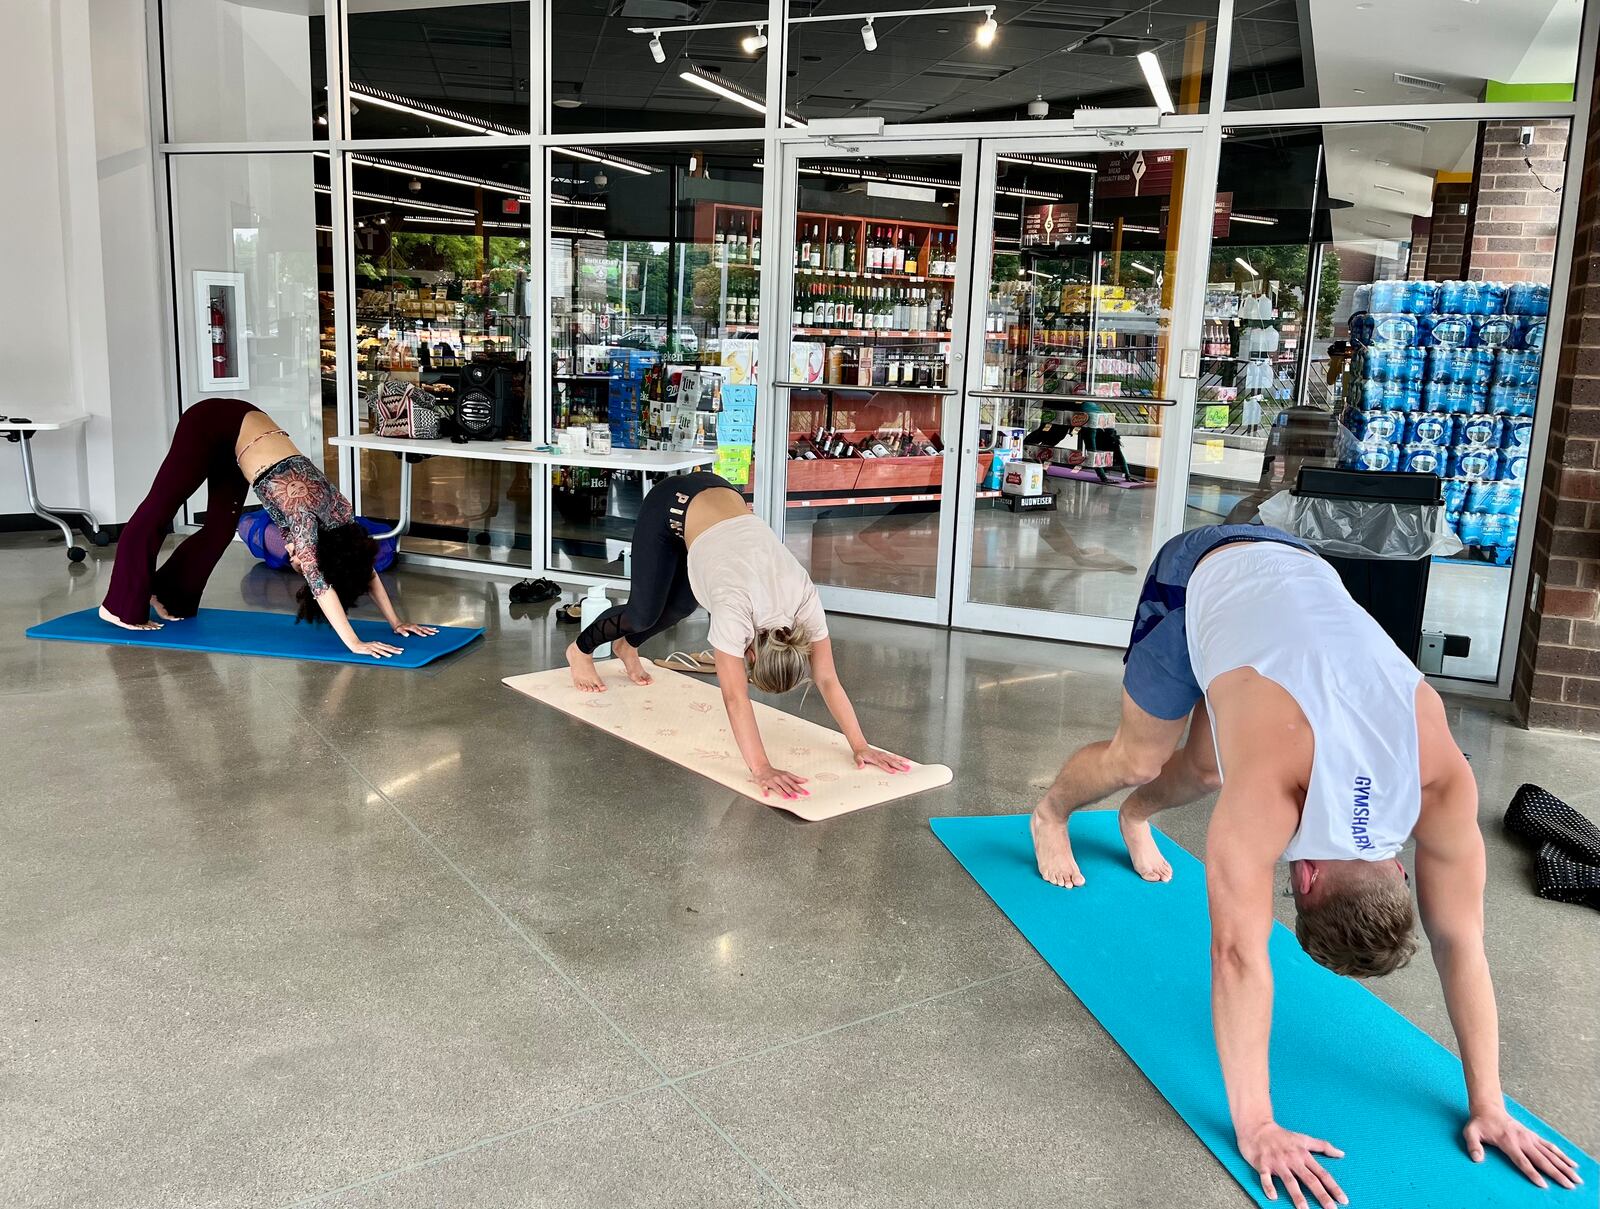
547,145 -> 765,576
350,150 -> 533,563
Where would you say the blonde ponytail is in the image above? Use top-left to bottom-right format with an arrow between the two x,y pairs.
748,624 -> 814,694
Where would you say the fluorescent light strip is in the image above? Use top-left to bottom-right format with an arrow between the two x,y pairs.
553,226 -> 608,238
680,66 -> 806,127
1230,213 -> 1278,226
551,196 -> 608,211
420,217 -> 529,233
996,154 -> 1097,175
349,85 -> 521,136
1131,261 -> 1156,276
316,183 -> 477,217
1235,256 -> 1258,276
561,147 -> 658,176
1136,51 -> 1175,115
353,155 -> 530,200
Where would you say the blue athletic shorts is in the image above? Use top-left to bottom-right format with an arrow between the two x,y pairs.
1122,524 -> 1312,721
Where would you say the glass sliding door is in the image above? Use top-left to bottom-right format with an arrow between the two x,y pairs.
771,140 -> 978,624
951,135 -> 1207,644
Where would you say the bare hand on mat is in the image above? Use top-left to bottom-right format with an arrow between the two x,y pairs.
854,746 -> 911,773
753,766 -> 809,800
348,639 -> 404,658
391,622 -> 438,637
1465,1107 -> 1581,1190
1237,1121 -> 1347,1209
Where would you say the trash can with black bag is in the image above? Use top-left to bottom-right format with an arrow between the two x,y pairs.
1257,467 -> 1470,673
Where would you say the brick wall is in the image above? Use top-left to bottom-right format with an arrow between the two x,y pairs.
1408,216 -> 1431,280
1468,120 -> 1569,283
1513,79 -> 1600,731
1424,181 -> 1474,278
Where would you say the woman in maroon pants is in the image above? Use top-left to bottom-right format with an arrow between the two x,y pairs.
99,398 -> 436,658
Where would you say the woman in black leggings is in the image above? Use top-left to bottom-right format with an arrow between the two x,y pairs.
565,472 -> 907,800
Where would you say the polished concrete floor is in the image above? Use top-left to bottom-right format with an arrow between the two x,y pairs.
4,531 -> 1597,1208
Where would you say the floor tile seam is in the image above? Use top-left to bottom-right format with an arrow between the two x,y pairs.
272,1084 -> 668,1207
668,1083 -> 803,1209
667,966 -> 1032,1089
257,673 -> 676,1085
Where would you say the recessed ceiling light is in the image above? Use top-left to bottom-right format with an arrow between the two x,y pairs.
1348,147 -> 1361,153
1352,88 -> 1366,95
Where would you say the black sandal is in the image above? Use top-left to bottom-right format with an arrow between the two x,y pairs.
555,603 -> 584,623
509,578 -> 561,604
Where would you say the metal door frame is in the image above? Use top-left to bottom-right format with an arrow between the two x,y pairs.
948,129 -> 1210,646
761,136 -> 982,626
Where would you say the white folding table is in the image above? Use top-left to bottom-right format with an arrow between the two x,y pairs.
0,412 -> 103,561
328,435 -> 717,569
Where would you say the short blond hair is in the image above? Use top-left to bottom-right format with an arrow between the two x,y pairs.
749,625 -> 813,694
1294,877 -> 1418,978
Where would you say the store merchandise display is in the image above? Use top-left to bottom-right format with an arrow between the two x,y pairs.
1339,279 -> 1548,566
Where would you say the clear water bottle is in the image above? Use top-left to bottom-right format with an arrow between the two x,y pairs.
580,584 -> 612,658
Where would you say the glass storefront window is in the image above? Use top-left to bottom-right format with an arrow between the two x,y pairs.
546,144 -> 764,576
1228,0 -> 1587,110
1185,120 -> 1575,682
349,149 -> 533,563
161,0 -> 328,142
168,152 -> 330,519
346,1 -> 529,138
550,0 -> 773,135
786,0 -> 1217,126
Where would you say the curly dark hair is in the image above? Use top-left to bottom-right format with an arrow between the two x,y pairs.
295,521 -> 379,624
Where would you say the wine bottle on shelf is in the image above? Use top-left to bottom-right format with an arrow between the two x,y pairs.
714,214 -> 727,264
732,215 -> 746,262
798,224 -> 811,268
751,295 -> 760,323
810,224 -> 823,269
905,232 -> 919,276
866,227 -> 882,272
751,217 -> 761,264
844,228 -> 857,273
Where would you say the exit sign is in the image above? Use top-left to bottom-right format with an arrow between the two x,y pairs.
501,197 -> 522,215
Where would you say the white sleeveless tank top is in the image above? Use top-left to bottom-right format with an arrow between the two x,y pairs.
1185,541 -> 1423,862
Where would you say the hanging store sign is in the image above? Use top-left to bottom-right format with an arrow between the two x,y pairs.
1098,149 -> 1178,198
1020,203 -> 1080,247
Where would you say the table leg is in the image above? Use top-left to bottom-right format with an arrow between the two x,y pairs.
371,454 -> 414,540
13,432 -> 95,561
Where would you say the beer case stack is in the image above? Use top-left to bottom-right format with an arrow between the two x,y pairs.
1339,279 -> 1547,566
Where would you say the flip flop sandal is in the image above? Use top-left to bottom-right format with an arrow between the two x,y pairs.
555,603 -> 584,623
652,649 -> 718,673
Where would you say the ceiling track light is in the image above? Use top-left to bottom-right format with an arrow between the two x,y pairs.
976,8 -> 998,47
635,6 -> 997,60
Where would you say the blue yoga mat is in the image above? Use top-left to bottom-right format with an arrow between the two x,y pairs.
932,812 -> 1595,1208
27,607 -> 482,669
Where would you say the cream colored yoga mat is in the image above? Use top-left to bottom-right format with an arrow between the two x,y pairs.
504,661 -> 953,820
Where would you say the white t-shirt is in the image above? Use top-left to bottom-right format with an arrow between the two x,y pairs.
687,513 -> 830,657
1186,541 -> 1423,863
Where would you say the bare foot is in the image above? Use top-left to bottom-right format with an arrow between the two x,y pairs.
565,641 -> 606,692
1118,808 -> 1173,882
98,604 -> 162,632
149,596 -> 186,621
1030,808 -> 1085,888
613,637 -> 653,687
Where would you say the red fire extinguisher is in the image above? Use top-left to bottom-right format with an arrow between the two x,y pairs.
210,293 -> 231,378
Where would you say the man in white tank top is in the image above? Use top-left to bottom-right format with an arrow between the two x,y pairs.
1029,525 -> 1579,1207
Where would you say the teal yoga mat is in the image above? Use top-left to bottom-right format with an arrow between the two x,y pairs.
931,812 -> 1595,1207
27,607 -> 481,669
